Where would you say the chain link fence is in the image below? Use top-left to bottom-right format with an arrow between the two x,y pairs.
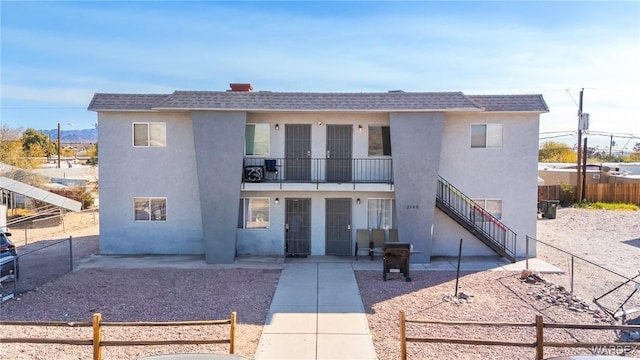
1,209 -> 99,302
526,235 -> 640,321
3,208 -> 98,246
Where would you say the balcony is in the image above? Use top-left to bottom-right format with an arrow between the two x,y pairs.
242,157 -> 393,190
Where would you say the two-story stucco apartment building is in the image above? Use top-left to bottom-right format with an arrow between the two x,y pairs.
89,83 -> 548,264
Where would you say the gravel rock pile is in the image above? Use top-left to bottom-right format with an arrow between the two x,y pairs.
521,270 -> 610,322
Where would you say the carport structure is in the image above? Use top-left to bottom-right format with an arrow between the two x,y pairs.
0,177 -> 82,226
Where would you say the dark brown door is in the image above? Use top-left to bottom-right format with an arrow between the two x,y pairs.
325,198 -> 352,255
285,124 -> 311,181
285,198 -> 311,256
326,125 -> 352,182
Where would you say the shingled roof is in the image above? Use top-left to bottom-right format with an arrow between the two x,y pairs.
88,94 -> 170,111
88,91 -> 548,113
468,94 -> 549,112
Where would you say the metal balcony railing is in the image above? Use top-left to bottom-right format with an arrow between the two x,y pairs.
436,176 -> 517,262
242,157 -> 393,185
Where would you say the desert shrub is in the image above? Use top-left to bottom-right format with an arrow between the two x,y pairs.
575,202 -> 639,211
50,186 -> 95,209
558,182 -> 575,207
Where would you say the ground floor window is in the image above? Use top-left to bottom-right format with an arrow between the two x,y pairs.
238,197 -> 270,229
471,199 -> 502,221
367,198 -> 396,229
134,197 -> 167,221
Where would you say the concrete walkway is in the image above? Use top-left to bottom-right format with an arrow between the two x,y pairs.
254,262 -> 376,360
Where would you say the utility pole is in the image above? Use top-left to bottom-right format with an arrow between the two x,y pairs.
576,88 -> 584,203
582,137 -> 588,201
57,123 -> 61,169
609,135 -> 614,158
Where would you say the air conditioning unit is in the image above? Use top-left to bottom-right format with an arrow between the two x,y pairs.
244,166 -> 264,182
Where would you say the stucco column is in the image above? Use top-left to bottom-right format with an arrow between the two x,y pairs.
390,112 -> 445,262
192,111 -> 246,264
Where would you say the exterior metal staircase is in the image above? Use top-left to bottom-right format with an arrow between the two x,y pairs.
435,176 -> 517,262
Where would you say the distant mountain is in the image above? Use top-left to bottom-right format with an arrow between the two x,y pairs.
40,128 -> 97,143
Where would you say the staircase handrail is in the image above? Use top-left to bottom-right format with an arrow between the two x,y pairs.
436,176 -> 516,259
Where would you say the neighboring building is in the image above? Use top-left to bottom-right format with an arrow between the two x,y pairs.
538,162 -> 640,186
538,163 -> 605,186
89,84 -> 548,264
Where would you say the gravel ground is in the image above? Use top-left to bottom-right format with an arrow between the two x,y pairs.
1,208 -> 639,359
1,265 -> 279,359
535,207 -> 640,315
357,207 -> 640,359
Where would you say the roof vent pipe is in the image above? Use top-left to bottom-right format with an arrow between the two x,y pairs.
229,83 -> 253,92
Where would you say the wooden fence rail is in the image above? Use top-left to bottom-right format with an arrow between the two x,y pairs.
0,312 -> 237,360
538,183 -> 640,205
399,311 -> 640,360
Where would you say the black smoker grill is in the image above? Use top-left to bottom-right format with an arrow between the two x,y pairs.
383,242 -> 411,281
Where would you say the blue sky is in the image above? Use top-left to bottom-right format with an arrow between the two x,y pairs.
1,1 -> 639,150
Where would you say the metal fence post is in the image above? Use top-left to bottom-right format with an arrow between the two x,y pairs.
525,236 -> 529,269
454,239 -> 463,297
13,258 -> 18,299
570,255 -> 574,294
69,236 -> 73,272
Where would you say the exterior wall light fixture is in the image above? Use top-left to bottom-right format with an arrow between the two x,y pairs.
274,198 -> 279,204
275,123 -> 279,130
356,198 -> 361,205
358,125 -> 363,133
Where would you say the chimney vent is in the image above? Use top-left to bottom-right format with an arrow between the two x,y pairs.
230,83 -> 253,92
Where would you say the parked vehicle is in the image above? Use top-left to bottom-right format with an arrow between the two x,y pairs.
0,229 -> 19,280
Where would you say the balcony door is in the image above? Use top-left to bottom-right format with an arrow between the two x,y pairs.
285,124 -> 311,181
326,125 -> 352,182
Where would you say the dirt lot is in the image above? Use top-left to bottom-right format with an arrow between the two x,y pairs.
1,208 -> 639,359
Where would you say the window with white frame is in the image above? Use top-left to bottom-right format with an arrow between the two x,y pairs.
238,198 -> 270,229
133,123 -> 166,147
367,199 -> 396,229
471,199 -> 502,221
245,124 -> 270,156
470,124 -> 503,148
134,197 -> 167,221
368,126 -> 392,156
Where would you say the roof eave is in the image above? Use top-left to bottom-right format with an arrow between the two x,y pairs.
89,108 -> 163,112
479,109 -> 550,114
150,107 -> 484,112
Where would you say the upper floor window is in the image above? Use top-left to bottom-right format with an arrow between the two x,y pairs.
133,123 -> 166,147
134,197 -> 167,221
471,124 -> 502,148
238,197 -> 270,229
245,124 -> 269,156
368,126 -> 391,156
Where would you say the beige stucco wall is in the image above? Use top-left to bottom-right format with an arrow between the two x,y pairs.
538,169 -> 605,186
